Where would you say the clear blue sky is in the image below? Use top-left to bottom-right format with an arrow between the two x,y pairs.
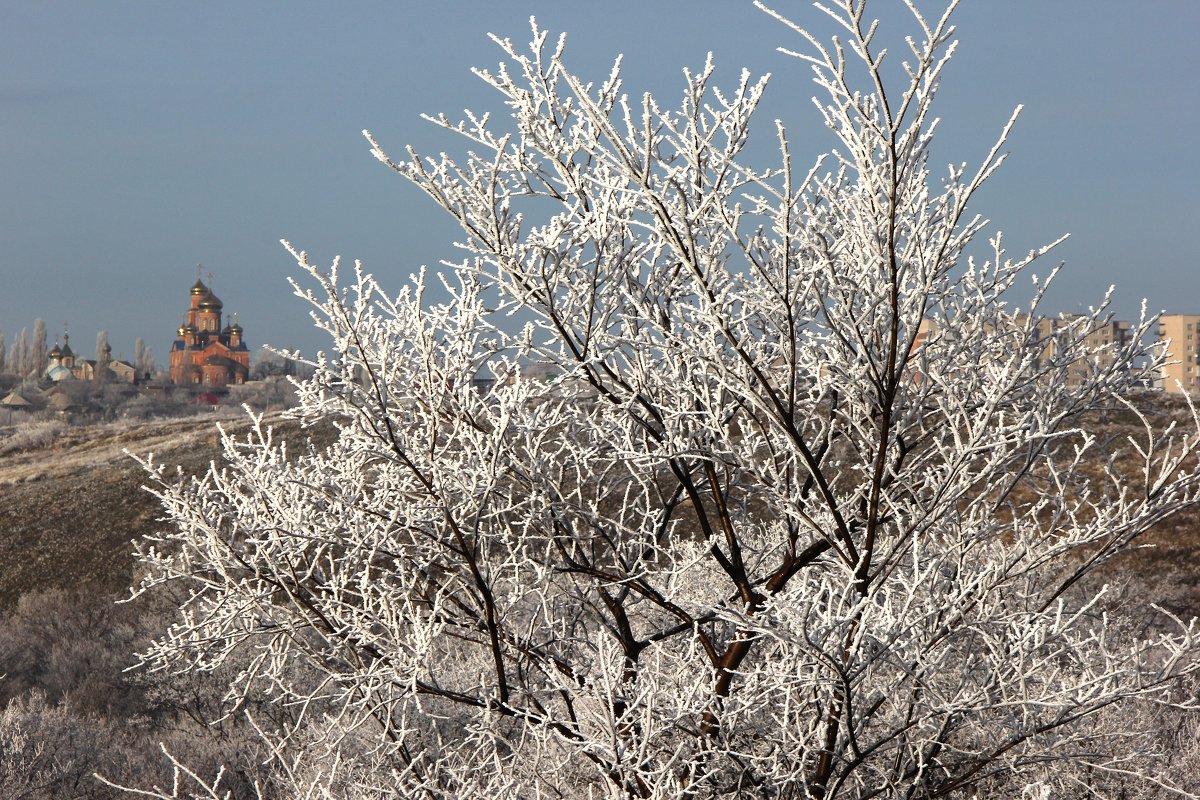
1,1 -> 1197,362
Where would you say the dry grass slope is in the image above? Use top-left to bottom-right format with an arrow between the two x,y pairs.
0,414 -> 333,609
2,399 -> 1199,616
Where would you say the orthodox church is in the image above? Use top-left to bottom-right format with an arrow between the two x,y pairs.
43,335 -> 77,382
42,332 -> 138,384
169,277 -> 250,387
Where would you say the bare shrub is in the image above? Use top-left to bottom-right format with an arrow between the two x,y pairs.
0,421 -> 65,456
0,590 -> 276,799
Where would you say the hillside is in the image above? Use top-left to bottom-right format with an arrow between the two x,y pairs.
0,412 -> 328,609
4,400 -> 1200,617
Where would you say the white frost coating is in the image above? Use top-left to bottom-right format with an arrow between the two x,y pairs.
128,2 -> 1200,798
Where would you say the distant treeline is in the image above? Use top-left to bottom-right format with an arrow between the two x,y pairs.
0,319 -> 155,380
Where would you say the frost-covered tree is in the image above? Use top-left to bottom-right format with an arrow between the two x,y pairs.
31,319 -> 46,378
12,327 -> 29,380
130,2 -> 1200,798
134,337 -> 154,377
93,329 -> 111,383
0,332 -> 7,376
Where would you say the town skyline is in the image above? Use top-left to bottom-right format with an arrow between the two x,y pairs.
2,1 -> 1198,358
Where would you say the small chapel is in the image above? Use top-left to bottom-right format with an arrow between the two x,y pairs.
42,331 -> 138,384
169,276 -> 250,387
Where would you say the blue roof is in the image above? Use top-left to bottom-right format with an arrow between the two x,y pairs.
45,364 -> 73,382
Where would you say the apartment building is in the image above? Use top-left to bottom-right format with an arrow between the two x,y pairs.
905,313 -> 1029,384
1034,314 -> 1133,389
908,313 -> 1133,390
1157,314 -> 1200,395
